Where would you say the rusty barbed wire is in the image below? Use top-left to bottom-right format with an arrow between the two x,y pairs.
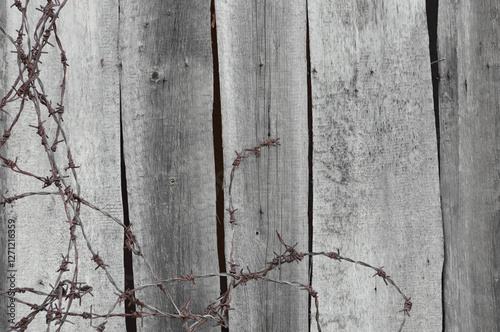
0,1 -> 133,330
0,1 -> 411,331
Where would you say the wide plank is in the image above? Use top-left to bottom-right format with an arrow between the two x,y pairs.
309,1 -> 443,330
119,2 -> 219,331
0,1 -> 124,331
216,1 -> 309,330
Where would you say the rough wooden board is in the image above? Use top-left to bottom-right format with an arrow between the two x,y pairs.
216,1 -> 309,330
0,1 -> 124,331
119,2 -> 219,331
438,1 -> 500,330
56,1 -> 125,330
308,1 -> 443,331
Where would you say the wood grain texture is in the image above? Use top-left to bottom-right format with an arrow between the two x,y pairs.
216,1 -> 309,330
57,1 -> 124,330
308,1 -> 443,330
119,1 -> 219,331
438,0 -> 500,330
0,1 -> 124,330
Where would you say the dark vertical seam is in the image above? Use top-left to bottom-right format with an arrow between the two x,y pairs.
425,0 -> 443,330
427,0 -> 440,172
305,2 -> 313,331
121,81 -> 136,332
118,2 -> 136,331
210,1 -> 228,331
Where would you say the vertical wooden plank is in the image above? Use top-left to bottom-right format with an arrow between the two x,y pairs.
57,1 -> 124,330
216,1 -> 309,330
309,1 -> 443,331
1,1 -> 124,331
119,2 -> 219,331
438,0 -> 500,330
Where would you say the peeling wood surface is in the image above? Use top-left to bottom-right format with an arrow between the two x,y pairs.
0,1 -> 124,331
216,1 -> 309,330
438,0 -> 500,330
308,1 -> 443,330
119,1 -> 219,331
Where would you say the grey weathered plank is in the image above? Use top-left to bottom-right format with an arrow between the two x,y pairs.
119,2 -> 219,331
55,2 -> 124,330
438,1 -> 500,331
309,1 -> 443,331
1,1 -> 124,331
216,1 -> 309,330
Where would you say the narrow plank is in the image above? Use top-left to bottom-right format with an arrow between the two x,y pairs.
216,1 -> 309,330
309,1 -> 443,330
119,2 -> 219,331
0,1 -> 124,331
438,1 -> 500,330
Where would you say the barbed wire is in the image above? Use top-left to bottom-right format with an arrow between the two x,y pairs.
0,1 -> 411,331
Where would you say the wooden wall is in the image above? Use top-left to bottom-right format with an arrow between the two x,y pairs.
0,0 -> 497,331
